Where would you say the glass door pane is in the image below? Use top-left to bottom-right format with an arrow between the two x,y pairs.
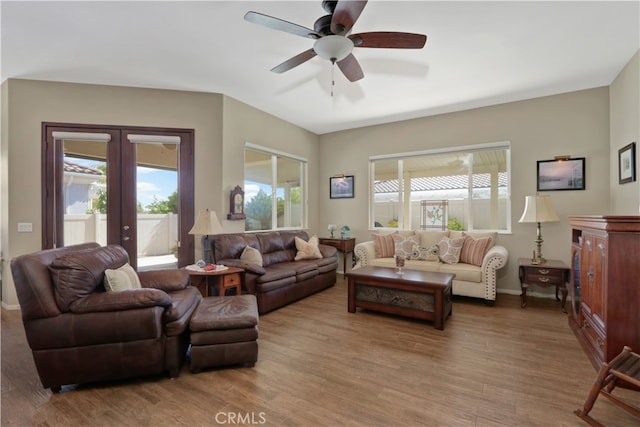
61,137 -> 109,247
131,138 -> 179,271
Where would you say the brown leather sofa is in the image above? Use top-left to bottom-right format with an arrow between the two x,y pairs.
10,242 -> 201,392
210,231 -> 338,314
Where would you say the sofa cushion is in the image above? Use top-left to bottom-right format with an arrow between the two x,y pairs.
460,234 -> 494,266
240,245 -> 264,266
392,233 -> 420,259
104,263 -> 142,292
438,236 -> 465,264
294,235 -> 322,260
417,230 -> 450,248
372,233 -> 395,258
49,245 -> 129,312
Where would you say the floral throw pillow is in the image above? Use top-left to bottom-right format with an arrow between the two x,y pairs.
437,237 -> 466,264
412,244 -> 440,262
392,233 -> 420,259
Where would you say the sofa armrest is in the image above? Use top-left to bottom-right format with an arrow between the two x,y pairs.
480,245 -> 509,301
138,269 -> 190,292
354,241 -> 377,268
219,258 -> 266,275
69,288 -> 173,313
318,244 -> 338,259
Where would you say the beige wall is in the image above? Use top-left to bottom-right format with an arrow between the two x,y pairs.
2,49 -> 638,306
220,96 -> 320,235
0,79 -> 322,308
319,87 -> 612,295
0,79 -> 226,307
610,50 -> 640,213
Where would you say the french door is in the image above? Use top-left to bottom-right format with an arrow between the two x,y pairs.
42,122 -> 195,269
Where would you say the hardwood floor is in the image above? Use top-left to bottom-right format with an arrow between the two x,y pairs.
2,276 -> 639,426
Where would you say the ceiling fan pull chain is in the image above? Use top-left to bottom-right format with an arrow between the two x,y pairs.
331,58 -> 336,97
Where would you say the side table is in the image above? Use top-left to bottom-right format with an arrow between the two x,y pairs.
318,237 -> 356,274
187,266 -> 244,297
518,258 -> 569,312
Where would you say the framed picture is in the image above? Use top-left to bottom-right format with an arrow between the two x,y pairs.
537,157 -> 585,191
330,175 -> 354,199
618,142 -> 636,184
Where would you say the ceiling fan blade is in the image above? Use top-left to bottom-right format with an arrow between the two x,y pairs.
331,0 -> 367,35
349,32 -> 427,49
271,49 -> 318,73
337,53 -> 364,82
244,11 -> 321,39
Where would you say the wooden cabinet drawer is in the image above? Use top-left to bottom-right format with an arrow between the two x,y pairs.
524,267 -> 564,285
223,273 -> 241,287
580,312 -> 605,362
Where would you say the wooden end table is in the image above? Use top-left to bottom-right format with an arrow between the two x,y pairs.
319,237 -> 356,274
518,258 -> 569,312
187,266 -> 244,297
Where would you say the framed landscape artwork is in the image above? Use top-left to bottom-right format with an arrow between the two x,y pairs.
330,175 -> 354,199
618,142 -> 636,184
537,157 -> 585,191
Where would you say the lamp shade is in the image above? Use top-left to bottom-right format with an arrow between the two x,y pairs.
518,195 -> 560,223
188,210 -> 223,235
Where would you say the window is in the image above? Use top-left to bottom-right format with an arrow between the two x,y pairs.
244,144 -> 307,231
370,142 -> 511,233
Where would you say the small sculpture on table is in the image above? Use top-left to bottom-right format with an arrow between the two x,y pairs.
394,254 -> 406,275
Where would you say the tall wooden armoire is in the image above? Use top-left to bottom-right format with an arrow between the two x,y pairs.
568,216 -> 640,370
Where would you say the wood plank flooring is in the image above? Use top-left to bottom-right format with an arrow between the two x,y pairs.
2,276 -> 639,426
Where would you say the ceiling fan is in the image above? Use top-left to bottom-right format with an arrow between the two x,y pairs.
244,0 -> 427,82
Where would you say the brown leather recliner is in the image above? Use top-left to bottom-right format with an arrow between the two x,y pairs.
10,242 -> 201,392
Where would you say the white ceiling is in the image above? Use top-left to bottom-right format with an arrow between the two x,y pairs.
2,1 -> 639,135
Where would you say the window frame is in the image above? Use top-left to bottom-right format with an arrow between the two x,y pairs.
244,143 -> 308,232
369,141 -> 511,233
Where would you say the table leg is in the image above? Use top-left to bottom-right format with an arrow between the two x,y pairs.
521,284 -> 528,308
561,286 -> 568,313
348,279 -> 356,313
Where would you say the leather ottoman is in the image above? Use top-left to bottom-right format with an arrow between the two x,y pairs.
189,294 -> 259,373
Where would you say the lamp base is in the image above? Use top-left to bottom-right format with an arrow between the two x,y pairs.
530,257 -> 547,265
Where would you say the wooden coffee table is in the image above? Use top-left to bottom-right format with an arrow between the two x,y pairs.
346,266 -> 455,330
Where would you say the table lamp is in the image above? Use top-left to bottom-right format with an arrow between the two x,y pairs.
188,209 -> 223,263
328,224 -> 337,238
518,195 -> 559,264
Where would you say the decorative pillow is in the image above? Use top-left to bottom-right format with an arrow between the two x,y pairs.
104,263 -> 142,292
294,235 -> 323,260
240,245 -> 263,266
372,233 -> 396,258
460,234 -> 494,266
438,237 -> 465,264
412,244 -> 440,262
392,233 -> 420,259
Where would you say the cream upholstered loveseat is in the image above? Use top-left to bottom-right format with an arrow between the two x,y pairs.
353,230 -> 508,304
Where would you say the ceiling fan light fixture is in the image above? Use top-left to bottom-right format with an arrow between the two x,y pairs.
313,35 -> 353,61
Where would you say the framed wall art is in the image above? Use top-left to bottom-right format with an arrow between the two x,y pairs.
618,142 -> 636,184
537,157 -> 585,191
329,175 -> 354,199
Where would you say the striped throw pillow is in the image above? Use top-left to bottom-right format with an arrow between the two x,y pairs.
460,234 -> 494,266
372,233 -> 396,258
